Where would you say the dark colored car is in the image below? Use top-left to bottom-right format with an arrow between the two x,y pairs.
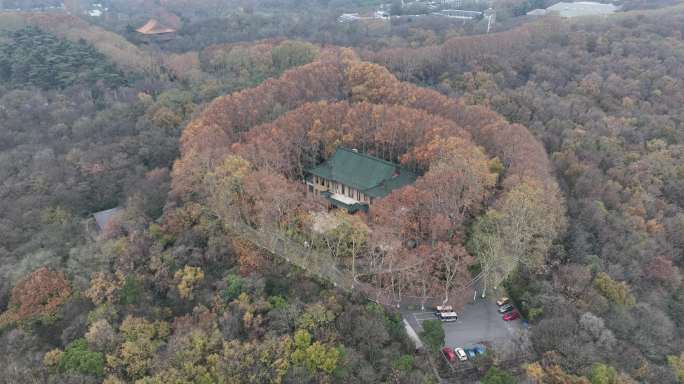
464,348 -> 477,359
498,303 -> 514,313
473,345 -> 486,355
464,345 -> 486,359
442,347 -> 457,362
503,311 -> 520,321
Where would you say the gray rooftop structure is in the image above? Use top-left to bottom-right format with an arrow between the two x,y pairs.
526,8 -> 548,16
93,207 -> 123,232
546,1 -> 617,17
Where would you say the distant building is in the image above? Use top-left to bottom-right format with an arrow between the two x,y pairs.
306,148 -> 417,213
93,207 -> 122,232
338,11 -> 390,23
374,10 -> 390,19
546,1 -> 617,18
85,2 -> 106,17
0,1 -> 64,11
432,9 -> 483,19
338,13 -> 361,22
526,8 -> 548,16
135,19 -> 176,42
442,0 -> 463,8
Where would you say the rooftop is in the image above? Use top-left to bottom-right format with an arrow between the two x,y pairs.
546,1 -> 617,17
93,207 -> 122,232
307,147 -> 417,199
136,19 -> 176,35
526,8 -> 548,16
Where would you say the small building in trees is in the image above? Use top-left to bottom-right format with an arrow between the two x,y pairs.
93,207 -> 122,232
526,8 -> 548,16
135,19 -> 176,42
306,147 -> 417,213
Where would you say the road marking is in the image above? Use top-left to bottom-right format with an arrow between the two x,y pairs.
411,312 -> 438,331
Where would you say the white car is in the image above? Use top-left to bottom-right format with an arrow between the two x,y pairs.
435,305 -> 453,314
438,311 -> 458,322
454,347 -> 467,361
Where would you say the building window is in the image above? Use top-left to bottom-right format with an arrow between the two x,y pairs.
342,185 -> 345,194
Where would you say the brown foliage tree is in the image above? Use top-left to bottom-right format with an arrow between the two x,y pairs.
0,267 -> 71,326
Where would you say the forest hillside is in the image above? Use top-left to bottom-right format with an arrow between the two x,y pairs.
0,1 -> 683,383
367,4 -> 684,382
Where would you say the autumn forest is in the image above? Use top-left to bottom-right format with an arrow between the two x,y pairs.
0,0 -> 683,383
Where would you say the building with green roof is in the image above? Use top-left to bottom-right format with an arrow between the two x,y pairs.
305,147 -> 417,213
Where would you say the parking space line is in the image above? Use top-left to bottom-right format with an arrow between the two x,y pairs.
411,312 -> 437,331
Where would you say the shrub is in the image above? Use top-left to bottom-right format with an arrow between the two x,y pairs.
119,276 -> 141,305
528,307 -> 544,321
420,320 -> 444,352
268,295 -> 287,309
667,353 -> 684,382
58,339 -> 105,377
174,266 -> 204,300
43,349 -> 63,368
593,273 -> 636,307
589,363 -> 619,384
222,274 -> 245,302
393,355 -> 414,372
482,366 -> 516,384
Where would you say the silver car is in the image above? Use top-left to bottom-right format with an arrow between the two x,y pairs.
498,304 -> 514,313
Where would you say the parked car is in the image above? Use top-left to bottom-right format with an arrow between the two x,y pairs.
454,347 -> 467,361
464,348 -> 477,359
498,304 -> 514,313
434,305 -> 453,316
442,347 -> 457,362
503,311 -> 520,321
463,345 -> 486,359
496,297 -> 510,306
438,311 -> 458,322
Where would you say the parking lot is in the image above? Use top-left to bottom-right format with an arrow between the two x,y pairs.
404,299 -> 524,350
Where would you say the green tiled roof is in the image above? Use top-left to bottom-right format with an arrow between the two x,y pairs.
307,148 -> 417,198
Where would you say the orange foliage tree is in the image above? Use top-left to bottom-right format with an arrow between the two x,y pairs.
0,267 -> 72,326
170,49 -> 563,307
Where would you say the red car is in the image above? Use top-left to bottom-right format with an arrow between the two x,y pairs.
503,311 -> 520,321
442,347 -> 457,362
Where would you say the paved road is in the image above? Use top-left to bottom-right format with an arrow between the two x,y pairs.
404,299 -> 523,350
